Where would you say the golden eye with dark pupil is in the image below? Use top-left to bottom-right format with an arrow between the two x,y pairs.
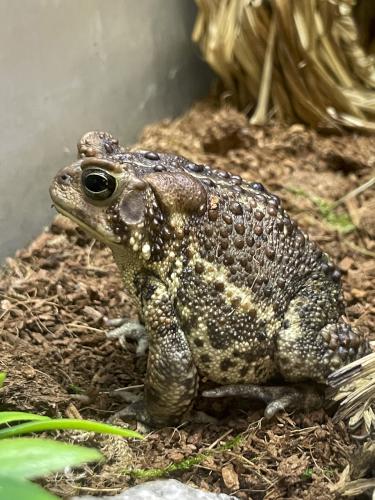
81,168 -> 116,200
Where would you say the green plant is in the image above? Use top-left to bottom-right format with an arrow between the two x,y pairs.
0,438 -> 102,500
0,413 -> 142,439
301,467 -> 314,481
124,454 -> 207,480
0,374 -> 143,499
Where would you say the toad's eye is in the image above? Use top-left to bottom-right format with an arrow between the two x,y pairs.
81,168 -> 116,200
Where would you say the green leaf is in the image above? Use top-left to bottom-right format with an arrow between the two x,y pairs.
0,412 -> 51,425
0,438 -> 102,479
0,418 -> 143,439
0,476 -> 58,500
0,373 -> 6,389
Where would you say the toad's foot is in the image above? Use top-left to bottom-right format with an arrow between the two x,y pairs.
105,318 -> 148,356
110,399 -> 186,429
111,388 -> 218,427
111,399 -> 217,429
110,399 -> 151,428
202,384 -> 323,419
107,400 -> 153,433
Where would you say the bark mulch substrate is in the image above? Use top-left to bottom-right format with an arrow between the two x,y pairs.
0,100 -> 374,499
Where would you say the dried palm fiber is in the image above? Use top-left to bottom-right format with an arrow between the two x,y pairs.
328,351 -> 375,437
328,352 -> 375,496
193,0 -> 375,131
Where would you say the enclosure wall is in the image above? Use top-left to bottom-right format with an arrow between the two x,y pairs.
0,0 -> 211,260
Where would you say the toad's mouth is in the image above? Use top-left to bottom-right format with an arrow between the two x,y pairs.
51,201 -> 120,245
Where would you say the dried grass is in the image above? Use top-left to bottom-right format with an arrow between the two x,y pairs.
328,351 -> 375,436
193,0 -> 375,130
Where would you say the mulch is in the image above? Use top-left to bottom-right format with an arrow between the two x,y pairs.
0,99 -> 374,499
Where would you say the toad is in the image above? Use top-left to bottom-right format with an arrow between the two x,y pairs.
50,131 -> 369,426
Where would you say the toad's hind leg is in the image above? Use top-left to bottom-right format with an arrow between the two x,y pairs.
204,277 -> 369,419
203,383 -> 324,418
276,276 -> 369,383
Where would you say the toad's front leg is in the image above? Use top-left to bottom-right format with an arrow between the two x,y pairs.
106,318 -> 148,357
124,275 -> 199,427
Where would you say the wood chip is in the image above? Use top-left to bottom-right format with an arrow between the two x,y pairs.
221,463 -> 240,491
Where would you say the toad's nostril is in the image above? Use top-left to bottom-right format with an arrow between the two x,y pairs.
59,173 -> 72,185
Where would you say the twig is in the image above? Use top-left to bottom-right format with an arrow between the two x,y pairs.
332,177 -> 375,208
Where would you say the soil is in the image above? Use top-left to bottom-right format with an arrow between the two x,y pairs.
0,99 -> 374,499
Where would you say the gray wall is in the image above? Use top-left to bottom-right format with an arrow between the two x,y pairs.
0,0 -> 211,260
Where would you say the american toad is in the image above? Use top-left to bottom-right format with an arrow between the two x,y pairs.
50,131 -> 369,426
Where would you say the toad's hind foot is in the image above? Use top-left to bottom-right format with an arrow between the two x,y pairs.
203,384 -> 324,419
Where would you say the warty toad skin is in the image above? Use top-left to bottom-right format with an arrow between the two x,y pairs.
50,131 -> 369,426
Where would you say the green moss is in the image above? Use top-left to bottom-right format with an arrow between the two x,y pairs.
68,384 -> 85,394
123,432 -> 248,479
323,467 -> 335,478
124,454 -> 207,479
300,466 -> 336,481
301,467 -> 314,480
219,434 -> 244,450
285,187 -> 355,234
